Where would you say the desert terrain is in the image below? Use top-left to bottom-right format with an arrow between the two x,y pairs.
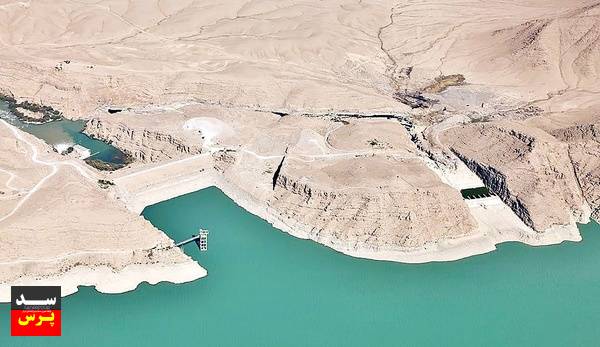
0,0 -> 598,296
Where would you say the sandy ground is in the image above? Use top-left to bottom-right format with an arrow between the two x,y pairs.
0,262 -> 205,302
0,0 -> 598,295
110,143 -> 581,264
0,121 -> 205,302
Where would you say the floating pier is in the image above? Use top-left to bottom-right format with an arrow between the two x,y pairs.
175,229 -> 209,251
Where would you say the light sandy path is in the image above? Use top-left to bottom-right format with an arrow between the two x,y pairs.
0,121 -> 206,303
116,145 -> 420,185
0,167 -> 21,191
115,153 -> 212,182
0,120 -> 97,223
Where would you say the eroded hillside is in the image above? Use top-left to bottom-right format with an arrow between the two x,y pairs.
0,0 -> 599,284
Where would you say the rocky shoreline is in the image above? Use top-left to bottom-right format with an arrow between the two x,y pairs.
0,0 -> 598,300
0,95 -> 135,171
0,120 -> 205,303
0,261 -> 206,303
114,161 -> 588,265
2,91 -> 595,267
84,154 -> 134,171
0,93 -> 62,124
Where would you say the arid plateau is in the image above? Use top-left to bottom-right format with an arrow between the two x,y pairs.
1,0 -> 599,300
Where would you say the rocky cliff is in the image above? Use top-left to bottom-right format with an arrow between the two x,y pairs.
85,118 -> 202,163
550,121 -> 600,220
443,122 -> 590,231
266,156 -> 476,251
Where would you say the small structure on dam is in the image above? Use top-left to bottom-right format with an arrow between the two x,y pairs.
175,229 -> 209,251
460,187 -> 495,200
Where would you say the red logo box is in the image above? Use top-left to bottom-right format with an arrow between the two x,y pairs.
11,310 -> 61,336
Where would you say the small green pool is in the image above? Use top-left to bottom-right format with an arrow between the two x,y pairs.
0,101 -> 128,167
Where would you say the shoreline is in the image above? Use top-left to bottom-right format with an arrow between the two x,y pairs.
0,100 -> 590,302
216,176 -> 585,263
0,106 -> 134,172
0,127 -> 588,304
0,122 -> 206,304
0,261 -> 206,303
0,93 -> 62,124
117,164 -> 587,265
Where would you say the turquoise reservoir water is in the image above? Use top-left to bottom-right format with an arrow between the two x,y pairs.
2,186 -> 599,346
0,101 -> 127,165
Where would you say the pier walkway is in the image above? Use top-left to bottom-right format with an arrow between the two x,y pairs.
175,229 -> 209,251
